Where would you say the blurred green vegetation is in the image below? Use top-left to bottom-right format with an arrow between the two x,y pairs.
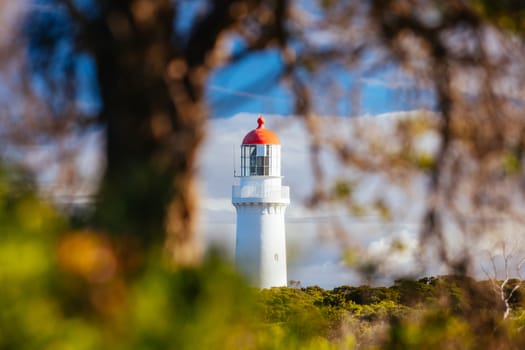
0,163 -> 337,349
472,0 -> 525,33
2,163 -> 525,349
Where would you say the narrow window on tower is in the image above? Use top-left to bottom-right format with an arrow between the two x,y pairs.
241,146 -> 246,176
251,144 -> 264,175
241,145 -> 256,176
249,146 -> 257,175
256,156 -> 264,175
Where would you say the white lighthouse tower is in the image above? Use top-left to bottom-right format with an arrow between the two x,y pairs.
232,116 -> 290,288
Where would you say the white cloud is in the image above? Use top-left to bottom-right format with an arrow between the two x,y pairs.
199,112 -> 436,287
205,110 -> 524,286
366,228 -> 420,277
201,197 -> 234,213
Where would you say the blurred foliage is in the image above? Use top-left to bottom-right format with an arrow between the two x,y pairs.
3,164 -> 525,348
1,163 -> 341,349
472,0 -> 525,33
5,0 -> 525,347
503,151 -> 521,175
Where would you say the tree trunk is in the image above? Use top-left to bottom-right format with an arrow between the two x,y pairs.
91,0 -> 205,265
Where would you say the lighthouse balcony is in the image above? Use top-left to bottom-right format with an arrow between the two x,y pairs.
232,185 -> 290,204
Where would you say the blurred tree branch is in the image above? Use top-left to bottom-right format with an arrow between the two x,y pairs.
482,241 -> 525,320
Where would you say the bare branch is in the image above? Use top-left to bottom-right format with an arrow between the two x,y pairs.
57,0 -> 89,26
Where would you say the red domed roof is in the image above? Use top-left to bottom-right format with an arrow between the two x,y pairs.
242,115 -> 280,145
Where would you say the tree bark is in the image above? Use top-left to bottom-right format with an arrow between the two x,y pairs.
90,0 -> 205,265
89,0 -> 253,265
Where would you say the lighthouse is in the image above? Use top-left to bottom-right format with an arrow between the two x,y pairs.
232,116 -> 290,288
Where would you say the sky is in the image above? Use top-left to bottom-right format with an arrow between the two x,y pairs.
205,48 -> 432,119
198,112 -> 525,288
196,29 -> 437,287
172,1 -> 438,287
198,112 -> 436,287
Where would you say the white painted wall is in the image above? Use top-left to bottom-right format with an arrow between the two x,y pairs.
233,203 -> 288,288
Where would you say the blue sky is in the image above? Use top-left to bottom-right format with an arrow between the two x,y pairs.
23,1 -> 434,121
206,48 -> 432,118
207,50 -> 293,117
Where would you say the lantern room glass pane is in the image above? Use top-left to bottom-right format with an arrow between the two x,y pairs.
240,144 -> 280,176
241,145 -> 257,176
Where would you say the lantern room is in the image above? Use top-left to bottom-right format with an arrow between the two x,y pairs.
240,116 -> 281,177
